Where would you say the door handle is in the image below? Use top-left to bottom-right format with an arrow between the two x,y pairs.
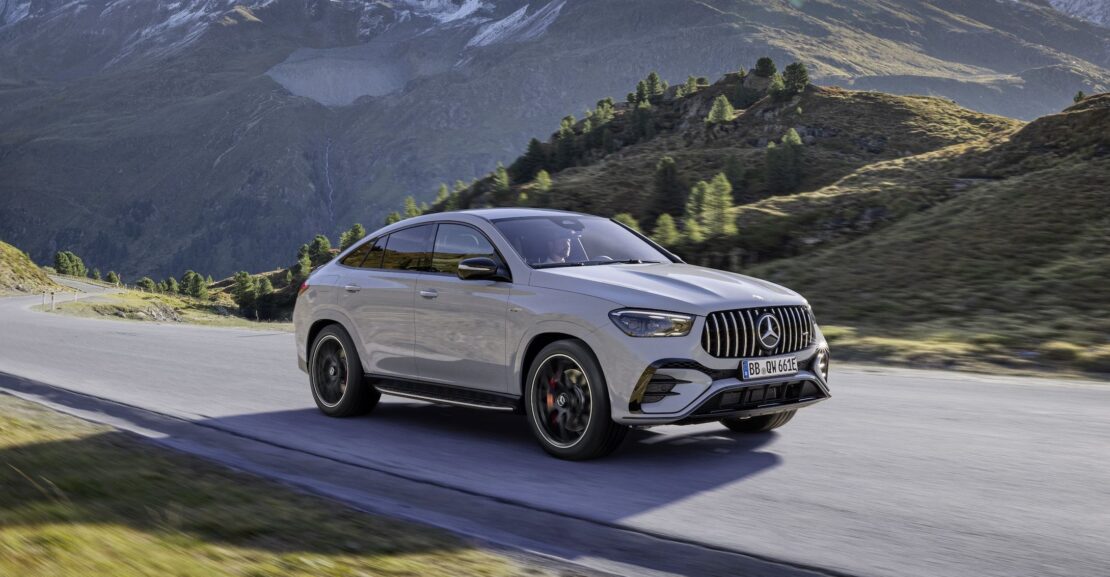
343,284 -> 361,293
419,288 -> 438,299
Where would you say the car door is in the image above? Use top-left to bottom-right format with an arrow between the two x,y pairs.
414,223 -> 511,392
337,224 -> 434,379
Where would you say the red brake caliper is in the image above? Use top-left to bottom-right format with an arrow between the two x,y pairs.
547,371 -> 561,424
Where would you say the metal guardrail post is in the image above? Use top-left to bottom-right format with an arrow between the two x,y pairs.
50,292 -> 55,311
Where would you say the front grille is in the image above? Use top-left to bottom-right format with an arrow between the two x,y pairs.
701,305 -> 813,358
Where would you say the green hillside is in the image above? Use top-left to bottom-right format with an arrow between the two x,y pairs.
0,241 -> 60,295
430,70 -> 1109,374
749,95 -> 1110,372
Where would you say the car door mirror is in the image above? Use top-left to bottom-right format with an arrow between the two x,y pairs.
457,257 -> 508,281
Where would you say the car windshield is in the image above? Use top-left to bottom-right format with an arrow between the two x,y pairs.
492,215 -> 671,269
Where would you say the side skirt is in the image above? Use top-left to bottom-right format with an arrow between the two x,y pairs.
368,375 -> 522,412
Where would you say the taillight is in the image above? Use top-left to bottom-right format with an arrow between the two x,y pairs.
298,280 -> 309,296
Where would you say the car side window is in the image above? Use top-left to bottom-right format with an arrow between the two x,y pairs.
340,238 -> 375,268
362,236 -> 386,269
431,224 -> 499,275
381,225 -> 435,271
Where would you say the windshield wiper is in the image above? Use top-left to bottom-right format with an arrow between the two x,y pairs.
594,259 -> 661,265
534,259 -> 661,269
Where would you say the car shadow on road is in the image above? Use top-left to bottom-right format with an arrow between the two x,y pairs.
193,399 -> 784,524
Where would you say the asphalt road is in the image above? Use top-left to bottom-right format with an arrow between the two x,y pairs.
1,283 -> 1108,577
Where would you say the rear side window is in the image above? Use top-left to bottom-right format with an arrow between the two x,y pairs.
431,224 -> 499,275
340,237 -> 386,269
340,239 -> 373,267
381,225 -> 435,271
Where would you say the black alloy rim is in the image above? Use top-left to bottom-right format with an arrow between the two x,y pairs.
312,336 -> 348,407
533,354 -> 592,447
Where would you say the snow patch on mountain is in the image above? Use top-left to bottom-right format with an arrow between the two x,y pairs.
0,0 -> 32,27
394,0 -> 489,24
466,0 -> 564,48
1048,0 -> 1110,27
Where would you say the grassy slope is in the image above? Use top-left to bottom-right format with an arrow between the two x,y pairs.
0,241 -> 60,295
746,95 -> 1110,372
45,290 -> 293,331
0,394 -> 547,577
542,82 -> 1020,221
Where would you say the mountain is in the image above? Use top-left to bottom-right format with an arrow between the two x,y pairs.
0,0 -> 1107,279
443,72 -> 1109,371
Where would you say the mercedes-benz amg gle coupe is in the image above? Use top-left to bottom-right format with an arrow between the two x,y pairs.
294,208 -> 830,460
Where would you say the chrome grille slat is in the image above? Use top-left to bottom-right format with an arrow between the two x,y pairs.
702,305 -> 813,359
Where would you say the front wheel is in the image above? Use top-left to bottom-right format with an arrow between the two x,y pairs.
309,325 -> 379,417
524,340 -> 628,460
720,410 -> 796,433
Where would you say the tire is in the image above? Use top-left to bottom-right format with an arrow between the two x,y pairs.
720,410 -> 796,433
524,339 -> 629,460
309,325 -> 380,417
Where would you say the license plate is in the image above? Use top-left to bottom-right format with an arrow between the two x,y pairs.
741,355 -> 799,380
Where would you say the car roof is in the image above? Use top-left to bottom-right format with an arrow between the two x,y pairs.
447,208 -> 594,221
367,208 -> 600,239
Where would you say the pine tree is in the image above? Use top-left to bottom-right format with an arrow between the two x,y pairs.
339,223 -> 366,250
533,170 -> 553,205
510,138 -> 548,181
754,56 -> 777,78
765,129 -> 805,193
166,277 -> 179,294
703,173 -> 737,236
613,213 -> 640,232
555,115 -> 578,169
1074,91 -> 1086,103
593,98 -> 615,125
258,276 -> 274,297
136,277 -> 157,292
685,218 -> 705,243
190,274 -> 209,301
384,211 -> 402,225
491,163 -> 514,206
768,74 -> 787,101
635,80 -> 649,105
157,281 -> 168,293
686,180 -> 709,226
646,71 -> 664,100
653,156 -> 686,218
283,269 -> 294,286
206,275 -> 213,285
403,196 -> 421,219
53,252 -> 72,275
92,269 -> 102,281
232,271 -> 256,309
632,101 -> 655,141
724,156 -> 747,200
106,271 -> 120,285
308,235 -> 333,266
706,95 -> 735,125
652,213 -> 680,246
783,62 -> 809,95
684,76 -> 698,95
295,252 -> 312,280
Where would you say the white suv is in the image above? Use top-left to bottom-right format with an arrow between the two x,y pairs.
294,208 -> 830,460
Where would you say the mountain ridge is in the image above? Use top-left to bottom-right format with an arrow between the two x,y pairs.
0,0 -> 1107,279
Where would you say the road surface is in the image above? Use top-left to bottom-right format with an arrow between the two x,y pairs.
1,284 -> 1108,577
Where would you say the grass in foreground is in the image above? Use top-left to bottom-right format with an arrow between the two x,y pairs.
0,394 -> 552,577
44,290 -> 292,332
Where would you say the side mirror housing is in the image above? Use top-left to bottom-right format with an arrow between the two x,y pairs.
457,257 -> 510,282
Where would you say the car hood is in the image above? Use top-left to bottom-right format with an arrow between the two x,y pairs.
529,262 -> 806,315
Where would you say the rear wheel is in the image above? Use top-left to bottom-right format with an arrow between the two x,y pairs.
524,340 -> 628,460
720,410 -> 796,433
309,325 -> 379,417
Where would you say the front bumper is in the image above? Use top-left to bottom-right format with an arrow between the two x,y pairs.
594,319 -> 831,426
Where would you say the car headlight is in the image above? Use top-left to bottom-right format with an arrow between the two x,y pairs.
609,310 -> 694,337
